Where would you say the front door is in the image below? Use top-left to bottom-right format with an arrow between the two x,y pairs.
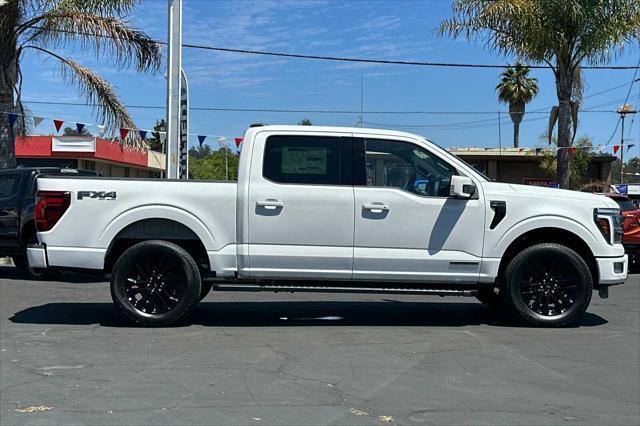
352,137 -> 485,283
246,132 -> 355,279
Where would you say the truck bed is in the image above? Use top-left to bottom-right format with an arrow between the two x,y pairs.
36,177 -> 237,272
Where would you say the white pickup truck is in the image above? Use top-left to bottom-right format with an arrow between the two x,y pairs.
28,125 -> 628,326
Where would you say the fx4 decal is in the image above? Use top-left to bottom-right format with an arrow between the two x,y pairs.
77,191 -> 117,200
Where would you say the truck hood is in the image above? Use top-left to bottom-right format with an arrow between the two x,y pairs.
480,182 -> 618,209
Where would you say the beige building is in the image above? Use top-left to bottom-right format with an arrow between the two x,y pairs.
450,148 -> 615,187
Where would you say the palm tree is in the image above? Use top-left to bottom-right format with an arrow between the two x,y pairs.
439,0 -> 640,189
496,63 -> 539,148
0,0 -> 161,169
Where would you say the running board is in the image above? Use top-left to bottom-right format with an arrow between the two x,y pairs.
211,283 -> 478,297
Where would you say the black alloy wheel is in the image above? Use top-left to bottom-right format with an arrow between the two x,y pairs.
518,256 -> 580,317
502,243 -> 592,327
110,240 -> 201,326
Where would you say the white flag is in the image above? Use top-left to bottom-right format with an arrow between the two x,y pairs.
217,136 -> 227,147
159,132 -> 167,145
33,116 -> 44,128
97,124 -> 106,137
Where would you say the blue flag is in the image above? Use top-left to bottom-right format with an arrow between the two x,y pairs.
76,123 -> 85,134
8,113 -> 18,127
198,135 -> 206,147
139,129 -> 148,140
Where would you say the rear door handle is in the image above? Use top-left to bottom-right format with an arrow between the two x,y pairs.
363,202 -> 389,213
256,199 -> 284,210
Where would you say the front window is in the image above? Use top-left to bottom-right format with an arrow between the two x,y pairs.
364,139 -> 457,197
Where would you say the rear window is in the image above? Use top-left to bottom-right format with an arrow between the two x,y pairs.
613,197 -> 637,212
263,135 -> 341,185
0,174 -> 20,198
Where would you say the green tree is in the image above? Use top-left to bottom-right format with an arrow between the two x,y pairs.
0,0 -> 161,169
298,119 -> 313,126
539,136 -> 593,190
147,119 -> 166,152
62,126 -> 91,136
611,157 -> 640,184
189,148 -> 239,181
496,63 -> 539,148
439,0 -> 640,189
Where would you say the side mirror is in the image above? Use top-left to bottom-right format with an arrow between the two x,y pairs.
450,175 -> 476,199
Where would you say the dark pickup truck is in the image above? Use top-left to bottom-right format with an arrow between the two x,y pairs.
0,167 -> 99,277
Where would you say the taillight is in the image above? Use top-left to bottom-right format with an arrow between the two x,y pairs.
35,191 -> 71,232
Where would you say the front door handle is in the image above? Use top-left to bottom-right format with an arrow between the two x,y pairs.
256,199 -> 284,210
363,202 -> 389,213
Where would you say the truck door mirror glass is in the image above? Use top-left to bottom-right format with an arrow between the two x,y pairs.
450,175 -> 476,199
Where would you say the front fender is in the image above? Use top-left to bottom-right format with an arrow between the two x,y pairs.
98,204 -> 216,250
490,215 -> 601,258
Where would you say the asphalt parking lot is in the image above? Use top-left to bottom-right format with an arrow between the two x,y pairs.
0,266 -> 638,426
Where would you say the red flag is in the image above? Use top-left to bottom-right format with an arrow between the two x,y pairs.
120,128 -> 130,140
234,137 -> 243,147
518,148 -> 524,153
567,147 -> 577,155
613,145 -> 620,154
53,119 -> 64,132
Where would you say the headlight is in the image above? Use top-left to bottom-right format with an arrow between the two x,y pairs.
594,208 -> 623,245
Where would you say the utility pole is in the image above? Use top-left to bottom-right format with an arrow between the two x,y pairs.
618,104 -> 637,184
166,0 -> 182,179
217,136 -> 228,180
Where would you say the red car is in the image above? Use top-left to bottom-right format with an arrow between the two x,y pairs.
604,193 -> 640,268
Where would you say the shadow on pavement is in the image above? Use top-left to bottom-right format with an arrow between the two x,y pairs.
0,266 -> 106,283
9,300 -> 608,329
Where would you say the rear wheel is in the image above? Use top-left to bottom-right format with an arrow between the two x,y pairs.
501,243 -> 592,327
110,240 -> 201,326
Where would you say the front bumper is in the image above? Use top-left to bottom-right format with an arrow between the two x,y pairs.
27,244 -> 48,269
596,254 -> 628,285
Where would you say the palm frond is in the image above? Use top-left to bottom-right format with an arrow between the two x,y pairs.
20,11 -> 161,73
25,45 -> 134,132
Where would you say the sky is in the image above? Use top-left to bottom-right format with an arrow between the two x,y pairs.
18,0 -> 640,156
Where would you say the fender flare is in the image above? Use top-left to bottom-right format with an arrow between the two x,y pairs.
98,204 -> 216,250
491,215 -> 599,258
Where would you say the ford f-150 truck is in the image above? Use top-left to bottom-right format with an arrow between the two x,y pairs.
27,125 -> 628,327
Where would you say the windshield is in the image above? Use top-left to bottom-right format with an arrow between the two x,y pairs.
612,197 -> 637,212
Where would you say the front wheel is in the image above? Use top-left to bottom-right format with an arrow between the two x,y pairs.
110,240 -> 202,326
501,243 -> 593,327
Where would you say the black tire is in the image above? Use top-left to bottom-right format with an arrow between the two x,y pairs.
501,243 -> 593,327
475,287 -> 503,309
198,280 -> 213,302
110,240 -> 202,326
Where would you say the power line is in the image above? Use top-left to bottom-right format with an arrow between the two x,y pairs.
26,26 -> 640,71
604,58 -> 640,146
21,99 -> 618,115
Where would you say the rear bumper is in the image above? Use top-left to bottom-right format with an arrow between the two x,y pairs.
27,244 -> 48,269
596,255 -> 628,285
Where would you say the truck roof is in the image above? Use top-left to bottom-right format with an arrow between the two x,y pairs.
245,125 -> 429,141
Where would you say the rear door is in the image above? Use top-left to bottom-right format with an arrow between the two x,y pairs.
246,132 -> 355,279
